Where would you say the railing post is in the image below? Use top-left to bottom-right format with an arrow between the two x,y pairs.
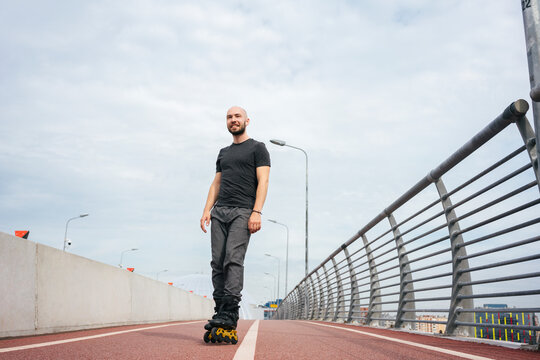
287,291 -> 293,319
316,267 -> 326,320
295,289 -> 300,319
308,275 -> 317,320
434,178 -> 473,336
296,286 -> 303,320
301,282 -> 309,320
332,257 -> 345,322
515,115 -> 540,192
311,272 -> 321,320
292,288 -> 299,319
301,280 -> 309,320
343,247 -> 359,323
362,235 -> 381,326
323,263 -> 334,321
389,214 -> 416,329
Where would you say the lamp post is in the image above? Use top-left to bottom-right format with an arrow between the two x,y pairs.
264,272 -> 277,300
270,139 -> 309,276
156,269 -> 168,281
119,248 -> 138,268
521,1 -> 540,170
268,219 -> 289,296
263,286 -> 273,301
63,213 -> 89,251
265,253 -> 280,300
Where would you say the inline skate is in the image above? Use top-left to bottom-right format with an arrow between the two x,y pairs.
203,296 -> 239,344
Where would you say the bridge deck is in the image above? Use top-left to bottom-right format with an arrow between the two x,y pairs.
1,320 -> 538,359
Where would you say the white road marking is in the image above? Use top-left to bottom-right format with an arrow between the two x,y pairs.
0,321 -> 203,353
233,320 -> 259,360
306,321 -> 494,360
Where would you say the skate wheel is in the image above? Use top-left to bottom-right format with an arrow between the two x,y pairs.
231,337 -> 238,345
211,327 -> 222,342
203,331 -> 211,343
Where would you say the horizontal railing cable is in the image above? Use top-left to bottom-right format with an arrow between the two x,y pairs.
276,100 -> 540,344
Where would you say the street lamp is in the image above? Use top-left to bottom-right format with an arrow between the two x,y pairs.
270,139 -> 309,276
264,272 -> 277,300
263,286 -> 273,302
119,248 -> 138,268
265,253 -> 280,300
156,269 -> 168,281
268,219 -> 289,296
63,213 -> 89,251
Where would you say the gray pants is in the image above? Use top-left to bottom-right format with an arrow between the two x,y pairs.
210,206 -> 252,303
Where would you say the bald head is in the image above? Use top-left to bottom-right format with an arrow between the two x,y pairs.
227,106 -> 248,118
226,106 -> 250,137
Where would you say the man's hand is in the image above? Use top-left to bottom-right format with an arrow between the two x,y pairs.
200,210 -> 211,233
248,212 -> 261,234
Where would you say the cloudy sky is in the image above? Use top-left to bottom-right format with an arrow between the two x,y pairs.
0,1 -> 535,305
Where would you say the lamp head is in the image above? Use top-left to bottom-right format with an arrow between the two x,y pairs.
80,213 -> 89,218
270,139 -> 286,146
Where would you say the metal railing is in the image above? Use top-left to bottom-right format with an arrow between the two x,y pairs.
276,100 -> 540,345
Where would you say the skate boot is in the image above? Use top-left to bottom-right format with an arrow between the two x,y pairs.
209,296 -> 239,344
204,299 -> 222,331
203,299 -> 223,343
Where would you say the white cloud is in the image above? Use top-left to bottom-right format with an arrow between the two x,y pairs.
0,0 -> 536,306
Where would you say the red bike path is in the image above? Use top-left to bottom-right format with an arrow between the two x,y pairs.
0,320 -> 538,359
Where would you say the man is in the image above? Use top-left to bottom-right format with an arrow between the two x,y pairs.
200,106 -> 270,338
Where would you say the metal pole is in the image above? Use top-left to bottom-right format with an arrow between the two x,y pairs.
285,226 -> 289,296
63,214 -> 89,251
63,217 -> 75,251
119,248 -> 138,268
269,140 -> 309,277
278,259 -> 281,300
265,254 -> 280,300
264,286 -> 273,301
268,220 -> 289,296
286,145 -> 308,277
522,0 -> 540,175
265,272 -> 277,299
305,150 -> 308,277
156,269 -> 168,281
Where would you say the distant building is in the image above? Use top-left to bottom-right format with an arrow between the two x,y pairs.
473,304 -> 536,345
356,306 -> 369,324
416,315 -> 447,334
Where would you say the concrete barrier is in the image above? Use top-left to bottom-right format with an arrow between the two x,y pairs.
0,231 -> 213,338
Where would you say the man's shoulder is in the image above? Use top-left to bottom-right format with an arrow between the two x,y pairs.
249,138 -> 268,149
218,144 -> 231,154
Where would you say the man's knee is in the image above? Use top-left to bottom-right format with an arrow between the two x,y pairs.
211,259 -> 224,272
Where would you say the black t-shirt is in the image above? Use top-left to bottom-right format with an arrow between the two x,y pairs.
215,138 -> 271,209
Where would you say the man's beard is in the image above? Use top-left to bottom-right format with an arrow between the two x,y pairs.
228,123 -> 246,135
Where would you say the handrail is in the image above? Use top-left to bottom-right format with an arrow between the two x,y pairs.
276,100 -> 540,346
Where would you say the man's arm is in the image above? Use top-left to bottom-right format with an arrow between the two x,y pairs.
248,166 -> 270,234
200,172 -> 222,233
